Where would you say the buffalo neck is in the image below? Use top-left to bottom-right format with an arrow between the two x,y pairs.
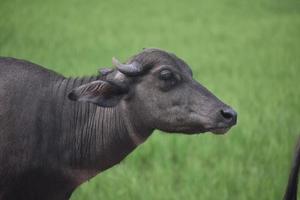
48,76 -> 151,174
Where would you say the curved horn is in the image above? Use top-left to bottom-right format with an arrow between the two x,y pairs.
112,57 -> 143,76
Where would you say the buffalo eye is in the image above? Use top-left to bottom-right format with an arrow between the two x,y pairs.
158,69 -> 181,91
159,69 -> 174,80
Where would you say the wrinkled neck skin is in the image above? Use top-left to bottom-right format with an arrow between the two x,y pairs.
49,77 -> 153,186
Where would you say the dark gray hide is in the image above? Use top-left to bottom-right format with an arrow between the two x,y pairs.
0,48 -> 237,200
283,137 -> 300,200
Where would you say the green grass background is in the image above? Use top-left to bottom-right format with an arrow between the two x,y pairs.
1,0 -> 300,199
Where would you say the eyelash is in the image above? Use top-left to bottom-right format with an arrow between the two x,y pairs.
159,69 -> 181,90
159,70 -> 174,81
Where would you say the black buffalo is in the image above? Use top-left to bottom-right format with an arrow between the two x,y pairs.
0,48 -> 237,200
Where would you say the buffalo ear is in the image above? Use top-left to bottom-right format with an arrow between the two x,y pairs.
68,80 -> 127,107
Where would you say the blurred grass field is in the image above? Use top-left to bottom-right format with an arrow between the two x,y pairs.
1,0 -> 300,199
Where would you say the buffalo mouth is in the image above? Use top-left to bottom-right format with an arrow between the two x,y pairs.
208,127 -> 231,135
173,125 -> 233,135
182,124 -> 235,135
165,121 -> 236,135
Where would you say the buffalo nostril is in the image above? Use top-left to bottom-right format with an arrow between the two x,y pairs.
220,108 -> 237,125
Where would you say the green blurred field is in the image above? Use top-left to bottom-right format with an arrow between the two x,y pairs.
1,0 -> 300,199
